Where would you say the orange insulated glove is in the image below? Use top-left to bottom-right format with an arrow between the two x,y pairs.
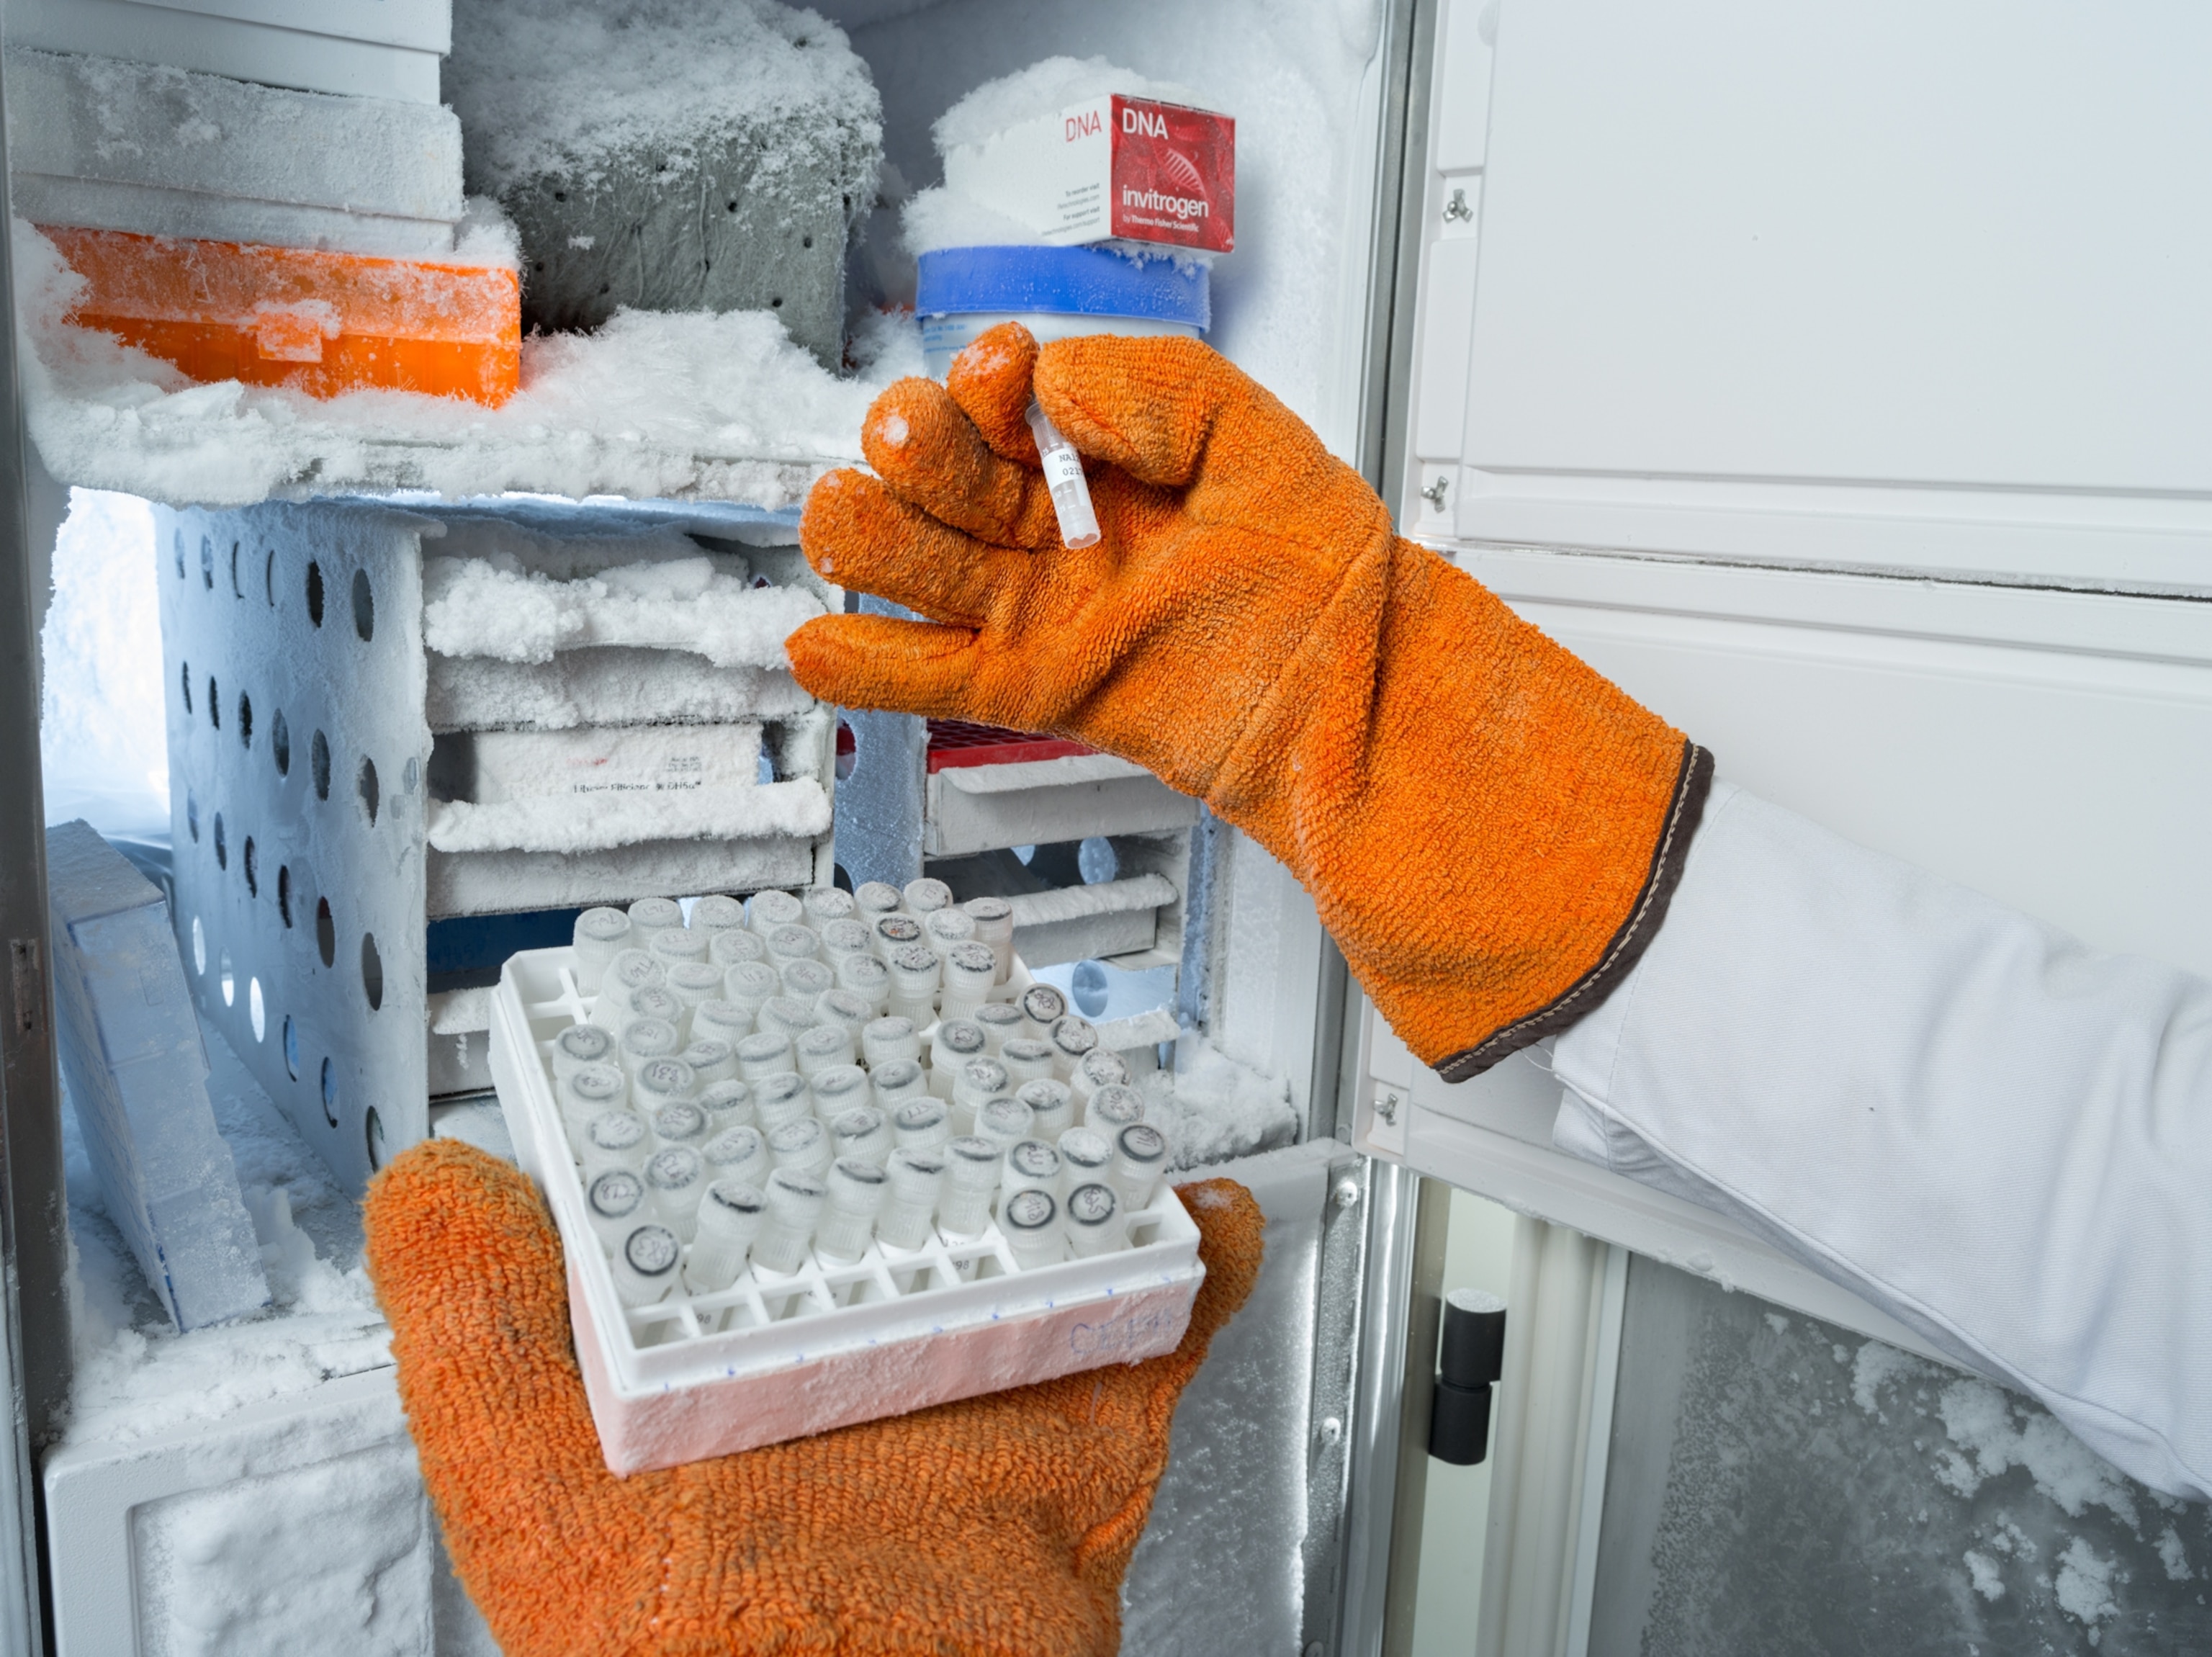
364,1138 -> 1263,1657
791,325 -> 1710,1078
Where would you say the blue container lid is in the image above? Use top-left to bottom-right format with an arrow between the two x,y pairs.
916,244 -> 1210,331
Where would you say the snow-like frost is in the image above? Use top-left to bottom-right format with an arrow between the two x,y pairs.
1851,1337 -> 1928,1416
1962,1548 -> 2006,1601
1139,1027 -> 1298,1170
426,779 -> 831,854
2054,1536 -> 2118,1627
1936,1376 -> 2141,1526
2159,1524 -> 2193,1581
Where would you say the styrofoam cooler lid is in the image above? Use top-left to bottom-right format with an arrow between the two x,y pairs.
916,245 -> 1210,332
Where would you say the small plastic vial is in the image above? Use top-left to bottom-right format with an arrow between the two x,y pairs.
572,907 -> 632,995
1048,1015 -> 1100,1081
722,960 -> 780,1020
974,1093 -> 1035,1155
709,926 -> 768,969
680,1038 -> 739,1087
691,999 -> 755,1048
666,959 -> 727,1021
1026,400 -> 1101,551
645,1144 -> 707,1242
559,1060 -> 628,1139
955,1059 -> 1015,1137
635,1060 -> 700,1118
1065,1182 -> 1123,1258
872,913 -> 925,959
1019,983 -> 1068,1037
892,1095 -> 950,1154
1002,1187 -> 1066,1270
854,880 -> 904,922
816,1158 -> 890,1262
602,946 -> 667,1003
877,1149 -> 946,1251
862,1015 -> 923,1071
1058,1126 -> 1115,1199
1087,1083 -> 1146,1136
697,1078 -> 755,1133
619,985 -> 688,1042
962,896 -> 1016,984
794,1022 -> 857,1077
648,926 -> 710,969
735,1030 -> 796,1082
626,896 -> 685,951
819,917 -> 875,969
618,1017 -> 683,1084
940,940 -> 998,1023
830,1104 -> 891,1169
937,1136 -> 1004,1239
778,958 -> 836,1001
924,906 -> 977,964
1071,1047 -> 1131,1113
685,1179 -> 765,1293
929,1020 -> 989,1105
1017,1077 -> 1074,1141
768,922 -> 823,969
814,987 -> 875,1041
902,877 -> 954,917
886,943 -> 943,1023
613,1222 -> 682,1306
552,1020 -> 617,1083
802,885 -> 858,928
752,1072 -> 814,1133
747,889 -> 805,936
757,995 -> 822,1044
585,1168 -> 647,1253
688,893 -> 748,937
1112,1122 -> 1169,1213
1000,1038 -> 1057,1090
753,1167 -> 827,1275
835,952 -> 892,1014
649,1099 -> 707,1155
872,1058 -> 930,1113
809,1064 -> 871,1121
1002,1138 -> 1062,1201
767,1115 -> 833,1177
582,1109 -> 650,1181
701,1124 -> 768,1188
974,1000 -> 1028,1054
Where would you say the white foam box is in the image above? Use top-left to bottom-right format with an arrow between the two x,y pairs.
489,944 -> 1205,1475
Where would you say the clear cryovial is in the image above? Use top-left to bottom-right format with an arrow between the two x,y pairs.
802,885 -> 857,928
585,1169 -> 647,1253
940,941 -> 998,1023
582,1109 -> 651,1181
767,1115 -> 833,1178
721,961 -> 780,1020
961,896 -> 1016,984
1087,1083 -> 1146,1136
648,927 -> 710,968
835,952 -> 891,1015
752,1072 -> 814,1133
999,1038 -> 1056,1090
854,880 -> 903,922
645,1145 -> 707,1242
1002,1138 -> 1061,1201
691,998 -> 755,1048
1002,1187 -> 1067,1270
886,943 -> 942,1023
974,1000 -> 1028,1054
872,1059 -> 930,1113
768,922 -> 823,968
937,1136 -> 1004,1240
753,1168 -> 827,1275
819,917 -> 874,969
862,1015 -> 923,1071
1017,1077 -> 1074,1141
697,1079 -> 755,1132
617,985 -> 688,1043
734,1030 -> 796,1082
614,1222 -> 683,1307
955,1059 -> 1015,1138
709,926 -> 768,969
814,987 -> 875,1041
688,893 -> 748,937
680,1038 -> 739,1088
1048,1015 -> 1100,1081
618,1016 -> 683,1084
1071,1048 -> 1130,1113
929,1020 -> 989,1105
975,1093 -> 1035,1155
1026,400 -> 1102,551
686,1180 -> 765,1294
877,1149 -> 946,1251
830,1104 -> 891,1169
572,907 -> 632,994
809,1064 -> 871,1121
757,995 -> 822,1044
1057,1127 -> 1114,1199
1019,984 -> 1068,1038
1065,1182 -> 1123,1258
634,1059 -> 700,1116
559,1060 -> 630,1139
1112,1123 -> 1169,1213
648,1099 -> 706,1154
747,889 -> 805,935
891,1095 -> 950,1154
815,1158 -> 890,1262
778,958 -> 836,1001
626,897 -> 685,951
902,877 -> 954,917
794,1022 -> 857,1077
701,1124 -> 768,1189
552,1020 -> 617,1083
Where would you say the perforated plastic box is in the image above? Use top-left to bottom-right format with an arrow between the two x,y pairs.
489,944 -> 1205,1475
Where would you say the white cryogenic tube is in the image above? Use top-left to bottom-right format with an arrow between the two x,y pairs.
709,926 -> 768,969
830,1104 -> 891,1169
937,1136 -> 1004,1239
722,961 -> 779,1023
619,987 -> 688,1043
795,1023 -> 857,1077
697,1079 -> 755,1133
819,917 -> 874,970
1086,1083 -> 1145,1137
872,913 -> 925,961
757,996 -> 822,1044
734,1030 -> 795,1082
939,941 -> 998,1024
768,923 -> 822,969
854,880 -> 903,922
753,1168 -> 827,1275
902,877 -> 953,917
559,1061 -> 628,1139
649,1099 -> 706,1154
572,907 -> 631,994
1002,1138 -> 1061,1202
552,1021 -> 616,1084
583,1110 -> 651,1181
692,999 -> 754,1048
815,1158 -> 889,1262
1112,1123 -> 1169,1213
626,897 -> 685,953
778,959 -> 835,1001
1000,1038 -> 1056,1090
962,896 -> 1016,984
876,1149 -> 945,1251
1048,1015 -> 1099,1081
747,889 -> 804,935
645,1145 -> 707,1242
928,1020 -> 987,1105
891,1096 -> 950,1153
1020,983 -> 1068,1034
648,927 -> 709,968
1001,1187 -> 1066,1270
814,987 -> 875,1041
688,893 -> 747,938
666,960 -> 727,1020
590,951 -> 665,1030
924,907 -> 976,967
585,1169 -> 647,1253
1071,1048 -> 1130,1115
1065,1182 -> 1123,1258
685,1180 -> 765,1294
871,1058 -> 930,1113
680,1038 -> 738,1087
1058,1127 -> 1114,1200
767,1116 -> 833,1177
836,953 -> 891,1015
1026,400 -> 1101,551
955,1059 -> 1015,1138
614,1223 -> 682,1306
1017,1077 -> 1074,1141
701,1125 -> 768,1189
974,1000 -> 1028,1055
975,1093 -> 1034,1157
803,885 -> 857,928
619,1017 -> 683,1084
809,1064 -> 871,1121
862,1015 -> 923,1071
636,1063 -> 700,1124
752,1072 -> 814,1133
887,943 -> 942,1024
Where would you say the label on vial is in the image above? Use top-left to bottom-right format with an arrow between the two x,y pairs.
1041,446 -> 1085,490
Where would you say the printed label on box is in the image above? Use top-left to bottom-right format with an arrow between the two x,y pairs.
1107,96 -> 1234,252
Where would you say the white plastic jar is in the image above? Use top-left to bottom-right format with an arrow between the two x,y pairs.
915,244 -> 1210,382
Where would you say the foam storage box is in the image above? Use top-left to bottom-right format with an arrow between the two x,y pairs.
489,943 -> 1204,1475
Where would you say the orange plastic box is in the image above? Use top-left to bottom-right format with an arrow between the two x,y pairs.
42,225 -> 521,405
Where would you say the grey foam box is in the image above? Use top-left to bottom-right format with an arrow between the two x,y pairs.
46,820 -> 269,1332
444,0 -> 881,366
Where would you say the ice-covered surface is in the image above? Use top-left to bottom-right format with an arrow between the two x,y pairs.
427,650 -> 814,732
1588,1256 -> 2212,1653
426,777 -> 832,853
1141,1026 -> 1300,1171
14,222 -> 922,508
61,1015 -> 387,1448
446,0 -> 879,197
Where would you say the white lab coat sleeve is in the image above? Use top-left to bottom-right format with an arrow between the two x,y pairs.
1548,779 -> 2212,1501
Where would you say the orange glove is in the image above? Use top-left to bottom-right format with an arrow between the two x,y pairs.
364,1138 -> 1263,1657
791,325 -> 1711,1079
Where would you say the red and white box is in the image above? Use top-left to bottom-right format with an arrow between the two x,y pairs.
945,92 -> 1236,253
